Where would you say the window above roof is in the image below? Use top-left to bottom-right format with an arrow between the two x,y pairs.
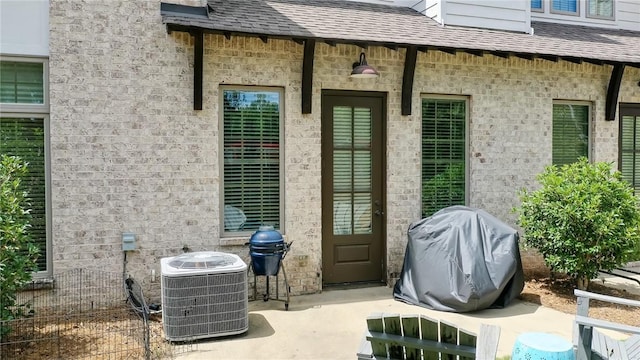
587,0 -> 614,19
552,0 -> 578,15
531,0 -> 544,12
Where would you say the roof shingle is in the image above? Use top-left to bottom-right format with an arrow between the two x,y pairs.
161,0 -> 640,65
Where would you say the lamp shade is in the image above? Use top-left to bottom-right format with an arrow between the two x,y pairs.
350,52 -> 379,78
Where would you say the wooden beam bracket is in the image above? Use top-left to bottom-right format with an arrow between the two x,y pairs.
401,46 -> 418,116
193,30 -> 203,111
302,39 -> 316,114
605,63 -> 625,121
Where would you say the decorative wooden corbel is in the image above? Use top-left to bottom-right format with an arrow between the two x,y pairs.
605,63 -> 625,121
192,30 -> 203,111
401,46 -> 418,116
302,39 -> 316,114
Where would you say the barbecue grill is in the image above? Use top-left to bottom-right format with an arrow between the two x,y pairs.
248,226 -> 291,310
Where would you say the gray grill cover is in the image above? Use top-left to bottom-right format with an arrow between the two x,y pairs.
393,206 -> 524,312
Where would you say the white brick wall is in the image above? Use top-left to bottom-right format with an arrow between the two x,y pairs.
49,0 -> 640,298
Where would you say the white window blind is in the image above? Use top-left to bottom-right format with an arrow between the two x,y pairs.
552,103 -> 589,166
222,89 -> 281,233
552,0 -> 578,13
421,98 -> 466,217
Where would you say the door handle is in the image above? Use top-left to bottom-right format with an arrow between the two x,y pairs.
375,209 -> 384,216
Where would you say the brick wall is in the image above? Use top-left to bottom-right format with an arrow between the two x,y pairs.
49,0 -> 640,298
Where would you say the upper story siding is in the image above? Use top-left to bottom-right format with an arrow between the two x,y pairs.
618,0 -> 640,30
436,0 -> 532,33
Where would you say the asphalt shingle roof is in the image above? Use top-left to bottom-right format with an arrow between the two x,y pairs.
161,0 -> 640,65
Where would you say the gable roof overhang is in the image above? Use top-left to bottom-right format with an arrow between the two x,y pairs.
161,0 -> 640,117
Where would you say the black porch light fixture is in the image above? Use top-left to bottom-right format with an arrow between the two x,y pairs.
350,52 -> 379,78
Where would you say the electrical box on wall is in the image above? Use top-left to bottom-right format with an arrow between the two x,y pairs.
122,232 -> 136,251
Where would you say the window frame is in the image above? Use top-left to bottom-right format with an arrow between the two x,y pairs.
531,0 -> 545,13
0,56 -> 49,114
1,56 -> 50,277
551,100 -> 592,166
618,103 -> 640,193
586,0 -> 615,20
0,112 -> 52,278
550,0 -> 580,16
219,85 -> 285,237
420,94 -> 470,217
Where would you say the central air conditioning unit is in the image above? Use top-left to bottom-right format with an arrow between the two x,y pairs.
160,251 -> 248,341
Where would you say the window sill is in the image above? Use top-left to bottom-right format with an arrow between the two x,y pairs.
21,277 -> 54,291
220,237 -> 250,247
220,234 -> 288,247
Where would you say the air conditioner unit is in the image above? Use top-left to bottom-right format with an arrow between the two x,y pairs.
160,251 -> 248,341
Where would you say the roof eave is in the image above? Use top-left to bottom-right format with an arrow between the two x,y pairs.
164,22 -> 640,68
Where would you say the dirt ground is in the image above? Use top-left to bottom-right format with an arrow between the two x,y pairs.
519,275 -> 640,327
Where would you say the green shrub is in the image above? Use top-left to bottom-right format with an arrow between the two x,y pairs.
0,155 -> 39,337
516,158 -> 640,289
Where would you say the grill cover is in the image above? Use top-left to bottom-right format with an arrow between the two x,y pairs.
393,206 -> 524,312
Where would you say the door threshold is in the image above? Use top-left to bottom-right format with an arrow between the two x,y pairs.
322,281 -> 386,291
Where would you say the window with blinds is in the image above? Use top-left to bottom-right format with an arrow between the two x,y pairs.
0,61 -> 44,104
421,98 -> 467,218
588,0 -> 614,18
0,59 -> 48,274
222,89 -> 282,234
552,0 -> 578,13
531,0 -> 543,11
552,103 -> 589,166
620,114 -> 640,193
0,118 -> 47,271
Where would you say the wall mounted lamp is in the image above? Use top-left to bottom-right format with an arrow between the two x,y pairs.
350,52 -> 379,78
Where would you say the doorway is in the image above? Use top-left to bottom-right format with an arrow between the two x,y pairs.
321,91 -> 386,285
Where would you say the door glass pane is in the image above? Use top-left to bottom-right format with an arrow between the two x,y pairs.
333,150 -> 352,192
353,150 -> 371,192
354,108 -> 371,147
333,106 -> 352,147
333,105 -> 373,235
333,193 -> 352,235
353,194 -> 372,234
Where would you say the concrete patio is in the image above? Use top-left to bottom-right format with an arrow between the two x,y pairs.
176,286 -> 576,359
172,264 -> 639,360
